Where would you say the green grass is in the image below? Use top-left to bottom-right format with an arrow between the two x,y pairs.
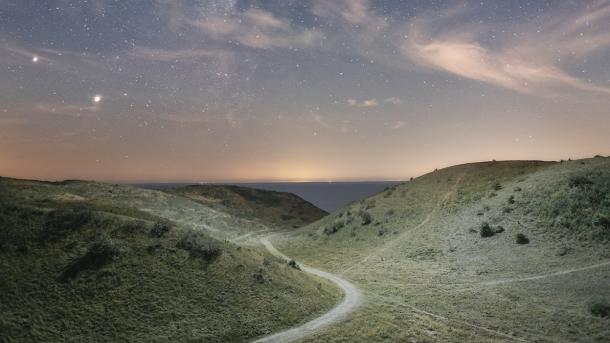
0,178 -> 341,342
164,184 -> 327,229
275,158 -> 610,343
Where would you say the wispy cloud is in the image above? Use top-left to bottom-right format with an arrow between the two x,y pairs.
401,1 -> 610,96
312,0 -> 387,32
192,8 -> 323,49
389,121 -> 406,130
347,98 -> 378,108
383,97 -> 403,105
128,46 -> 220,62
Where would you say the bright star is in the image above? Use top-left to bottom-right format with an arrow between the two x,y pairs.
32,56 -> 39,63
93,95 -> 102,103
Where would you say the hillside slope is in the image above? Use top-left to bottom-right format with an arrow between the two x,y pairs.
276,158 -> 610,342
0,178 -> 340,342
164,184 -> 327,229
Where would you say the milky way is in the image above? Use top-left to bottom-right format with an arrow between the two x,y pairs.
1,1 -> 609,182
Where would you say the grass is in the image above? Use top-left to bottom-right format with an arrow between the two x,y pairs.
274,158 -> 610,343
0,178 -> 341,342
164,184 -> 327,229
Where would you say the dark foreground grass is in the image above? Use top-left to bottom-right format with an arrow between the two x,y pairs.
0,178 -> 340,342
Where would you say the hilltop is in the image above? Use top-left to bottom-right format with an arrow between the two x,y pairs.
0,178 -> 339,342
274,157 -> 610,342
164,184 -> 327,229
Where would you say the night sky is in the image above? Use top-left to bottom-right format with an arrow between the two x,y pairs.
1,0 -> 609,182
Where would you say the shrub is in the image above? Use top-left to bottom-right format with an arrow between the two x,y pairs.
594,214 -> 610,230
480,223 -> 495,237
287,259 -> 301,270
514,187 -> 522,192
589,300 -> 610,318
60,235 -> 125,281
177,232 -> 222,262
360,211 -> 373,225
386,209 -> 395,216
324,220 -> 344,235
495,226 -> 505,233
149,222 -> 171,238
492,182 -> 503,191
516,233 -> 530,244
508,196 -> 515,204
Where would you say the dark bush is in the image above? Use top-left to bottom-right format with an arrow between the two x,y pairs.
508,196 -> 515,204
516,233 -> 530,244
60,235 -> 124,281
177,232 -> 222,262
589,300 -> 610,318
492,182 -> 503,191
480,223 -> 494,237
253,270 -> 265,283
514,187 -> 522,192
149,222 -> 171,238
287,259 -> 301,270
495,226 -> 505,234
360,211 -> 373,225
595,214 -> 610,230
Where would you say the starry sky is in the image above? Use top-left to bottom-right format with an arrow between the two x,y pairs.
1,0 -> 610,182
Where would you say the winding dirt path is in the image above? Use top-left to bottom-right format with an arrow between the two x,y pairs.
253,237 -> 363,343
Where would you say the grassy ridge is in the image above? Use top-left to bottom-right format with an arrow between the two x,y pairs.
277,158 -> 610,342
0,178 -> 340,342
164,184 -> 327,229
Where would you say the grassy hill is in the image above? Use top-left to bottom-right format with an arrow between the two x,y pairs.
0,178 -> 340,342
275,157 -> 610,342
164,184 -> 327,229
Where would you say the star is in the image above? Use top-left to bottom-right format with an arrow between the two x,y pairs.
93,95 -> 102,103
32,56 -> 39,63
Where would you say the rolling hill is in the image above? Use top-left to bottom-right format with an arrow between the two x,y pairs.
164,184 -> 327,229
0,178 -> 339,342
273,157 -> 610,342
